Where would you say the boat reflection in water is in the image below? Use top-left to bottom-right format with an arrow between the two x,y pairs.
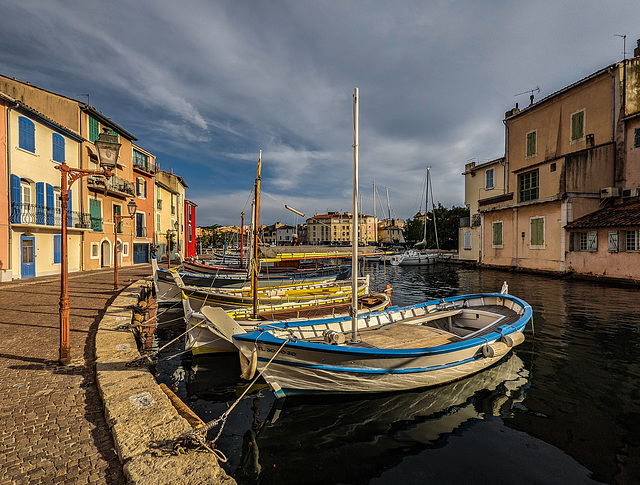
231,353 -> 529,484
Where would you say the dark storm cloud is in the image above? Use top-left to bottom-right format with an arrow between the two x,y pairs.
0,0 -> 637,224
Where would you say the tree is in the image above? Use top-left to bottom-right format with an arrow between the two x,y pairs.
403,204 -> 469,250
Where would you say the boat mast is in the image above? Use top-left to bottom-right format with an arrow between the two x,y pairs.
240,211 -> 244,269
423,168 -> 428,245
428,167 -> 440,251
385,186 -> 391,221
373,182 -> 377,244
351,88 -> 360,344
252,150 -> 262,319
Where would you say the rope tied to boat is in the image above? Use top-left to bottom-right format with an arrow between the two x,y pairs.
175,338 -> 290,452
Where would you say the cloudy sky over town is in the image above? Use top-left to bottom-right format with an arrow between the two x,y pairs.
1,0 -> 638,226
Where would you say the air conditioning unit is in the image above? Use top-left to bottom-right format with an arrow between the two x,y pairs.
600,187 -> 620,198
622,188 -> 640,198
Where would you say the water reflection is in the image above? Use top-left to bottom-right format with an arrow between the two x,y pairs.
155,264 -> 640,484
233,353 -> 529,484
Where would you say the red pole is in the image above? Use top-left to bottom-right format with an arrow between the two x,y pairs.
59,163 -> 71,365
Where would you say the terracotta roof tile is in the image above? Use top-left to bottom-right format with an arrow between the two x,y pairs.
565,199 -> 640,229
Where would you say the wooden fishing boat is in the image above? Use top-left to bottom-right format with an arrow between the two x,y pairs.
171,271 -> 371,312
201,88 -> 532,398
182,287 -> 392,354
151,254 -> 348,305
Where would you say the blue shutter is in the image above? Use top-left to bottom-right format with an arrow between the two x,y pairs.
144,180 -> 147,198
53,235 -> 62,264
19,117 -> 35,152
52,134 -> 65,162
36,182 -> 45,224
67,189 -> 73,227
46,184 -> 55,225
11,174 -> 21,223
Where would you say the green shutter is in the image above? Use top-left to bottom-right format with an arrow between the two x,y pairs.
634,128 -> 640,148
526,131 -> 536,157
493,222 -> 503,246
90,198 -> 102,231
571,111 -> 584,141
531,218 -> 544,246
89,117 -> 100,143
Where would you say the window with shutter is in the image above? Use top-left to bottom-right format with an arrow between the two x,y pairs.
89,117 -> 100,142
492,221 -> 503,247
464,231 -> 471,250
90,199 -> 102,232
635,128 -> 640,148
519,169 -> 539,202
587,231 -> 598,252
19,117 -> 35,152
526,131 -> 536,157
485,169 -> 494,189
52,134 -> 65,162
571,110 -> 585,141
54,235 -> 61,264
530,217 -> 544,248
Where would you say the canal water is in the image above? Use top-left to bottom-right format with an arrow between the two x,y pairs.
154,263 -> 640,484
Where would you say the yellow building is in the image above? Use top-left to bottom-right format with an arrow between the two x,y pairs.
306,212 -> 376,245
155,169 -> 188,262
459,157 -> 506,262
377,218 -> 405,245
478,59 -> 632,274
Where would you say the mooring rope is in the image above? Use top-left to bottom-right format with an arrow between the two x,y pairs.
176,338 -> 289,453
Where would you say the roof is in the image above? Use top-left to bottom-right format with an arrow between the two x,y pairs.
505,63 -> 617,120
565,199 -> 640,229
79,103 -> 137,141
0,89 -> 83,141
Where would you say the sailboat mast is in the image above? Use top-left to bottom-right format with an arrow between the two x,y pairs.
252,150 -> 262,319
351,88 -> 360,343
423,168 -> 429,244
373,183 -> 377,244
240,211 -> 244,269
386,186 -> 391,221
429,167 -> 440,251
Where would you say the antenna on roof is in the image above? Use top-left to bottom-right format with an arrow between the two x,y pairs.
515,86 -> 540,106
78,93 -> 90,105
614,34 -> 629,60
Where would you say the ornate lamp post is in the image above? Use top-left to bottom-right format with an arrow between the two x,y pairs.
56,128 -> 120,365
113,198 -> 138,290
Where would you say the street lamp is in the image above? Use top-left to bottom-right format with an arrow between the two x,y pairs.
55,127 -> 120,365
113,198 -> 138,290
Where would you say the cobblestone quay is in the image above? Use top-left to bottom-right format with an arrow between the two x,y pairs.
0,265 -> 151,485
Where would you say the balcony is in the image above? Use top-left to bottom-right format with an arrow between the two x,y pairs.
11,203 -> 92,229
87,175 -> 135,198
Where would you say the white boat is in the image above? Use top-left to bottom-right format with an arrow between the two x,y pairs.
389,249 -> 438,266
202,88 -> 532,398
391,167 -> 440,266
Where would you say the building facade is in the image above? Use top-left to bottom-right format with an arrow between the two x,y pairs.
155,169 -> 188,262
458,157 -> 506,262
184,199 -> 197,258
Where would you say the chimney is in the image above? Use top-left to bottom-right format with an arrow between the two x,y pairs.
635,39 -> 640,58
170,168 -> 173,174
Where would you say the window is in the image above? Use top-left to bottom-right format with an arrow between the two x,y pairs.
608,231 -> 619,252
526,130 -> 536,157
188,224 -> 192,243
485,168 -> 494,189
464,230 -> 472,250
492,221 -> 503,248
136,178 -> 147,198
91,243 -> 99,259
550,163 -> 556,172
530,217 -> 544,248
626,230 -> 639,251
114,204 -> 122,233
585,231 -> 598,251
122,242 -> 129,257
579,232 -> 588,251
519,169 -> 539,202
19,117 -> 35,152
89,117 -> 100,142
53,235 -> 61,264
133,149 -> 149,170
136,212 -> 145,238
571,110 -> 585,141
156,213 -> 161,233
635,128 -> 640,148
90,198 -> 102,232
52,134 -> 65,162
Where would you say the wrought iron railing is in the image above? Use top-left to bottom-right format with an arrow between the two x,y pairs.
87,175 -> 135,197
10,202 -> 92,228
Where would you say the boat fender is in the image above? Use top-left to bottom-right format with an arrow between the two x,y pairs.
239,348 -> 258,380
501,332 -> 525,348
482,341 -> 509,358
323,330 -> 346,345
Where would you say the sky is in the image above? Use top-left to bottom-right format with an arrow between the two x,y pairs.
1,0 -> 638,227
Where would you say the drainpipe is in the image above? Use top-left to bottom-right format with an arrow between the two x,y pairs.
503,118 -> 509,195
79,109 -> 85,271
6,103 -> 13,277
